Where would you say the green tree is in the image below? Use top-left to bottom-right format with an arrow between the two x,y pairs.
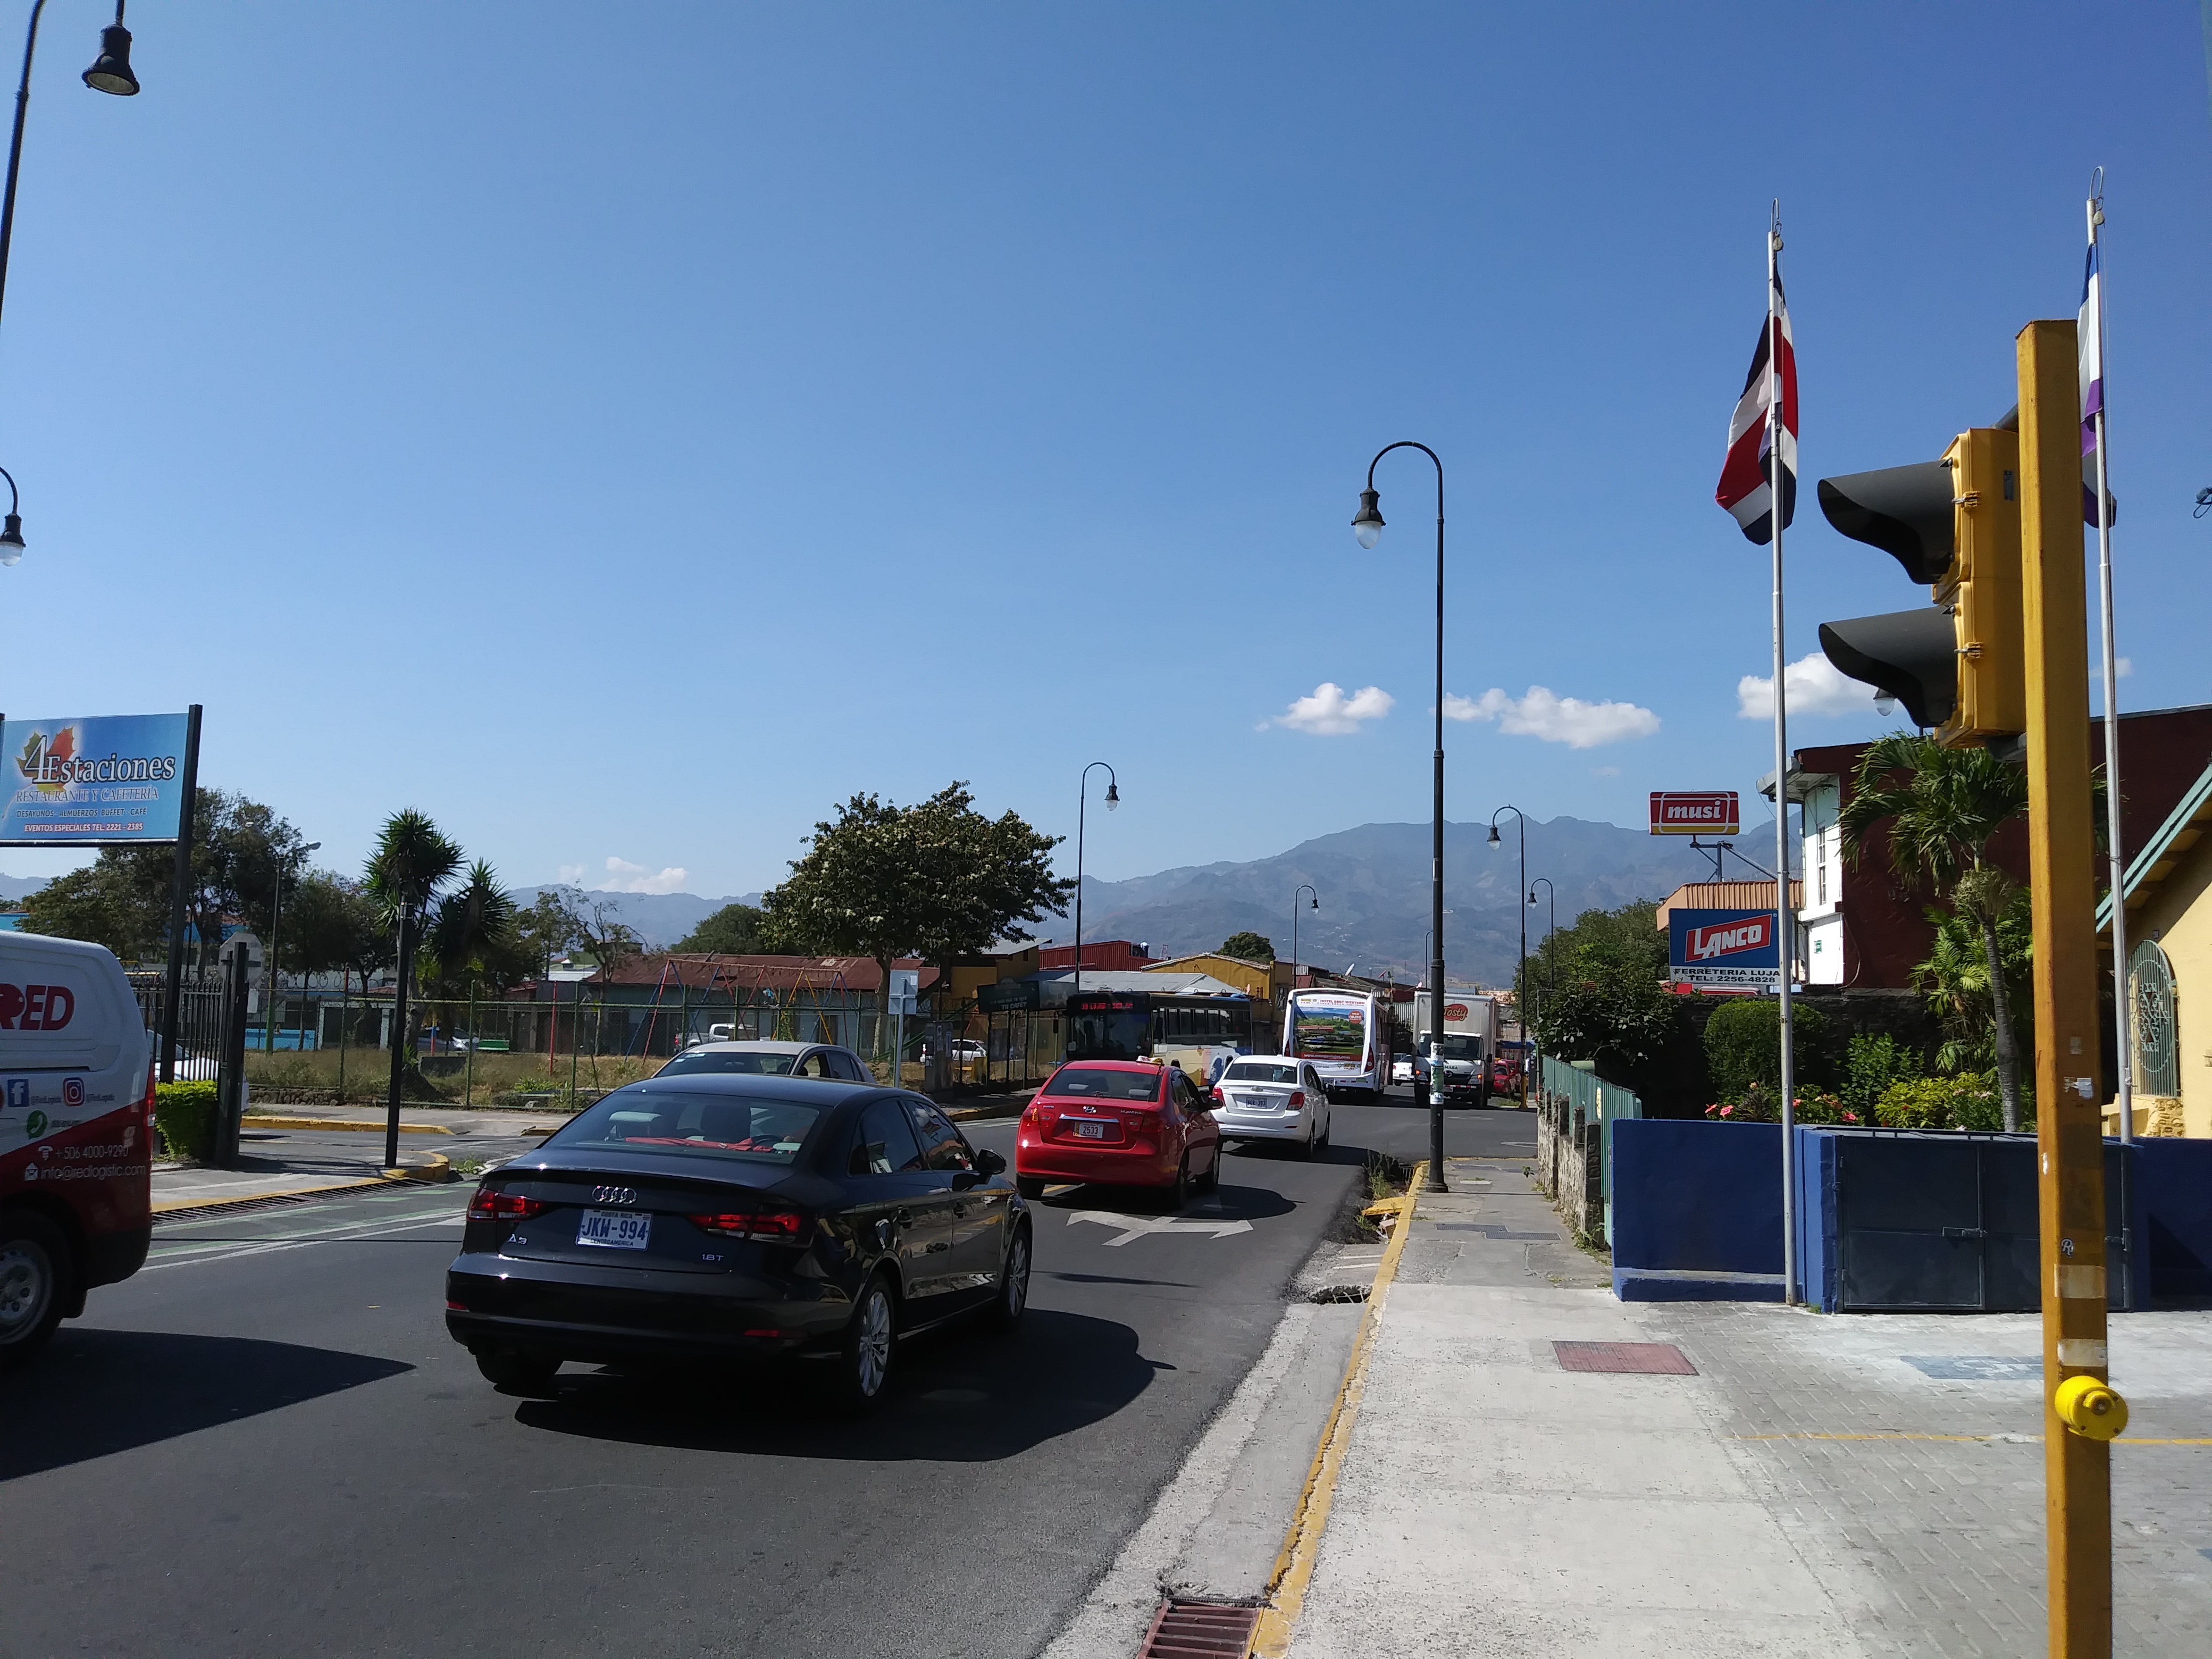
282,873 -> 387,992
514,889 -> 585,977
423,860 -> 527,999
760,782 -> 1073,1052
364,809 -> 465,1066
1702,998 -> 1832,1103
1838,734 -> 2031,1130
1527,900 -> 1710,1110
1912,891 -> 2034,1078
543,887 -> 643,979
676,901 -> 770,955
19,861 -> 165,960
1219,931 -> 1275,962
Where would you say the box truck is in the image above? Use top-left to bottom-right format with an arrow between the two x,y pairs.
1410,985 -> 1497,1107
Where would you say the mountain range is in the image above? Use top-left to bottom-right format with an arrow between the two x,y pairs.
2,813 -> 1752,983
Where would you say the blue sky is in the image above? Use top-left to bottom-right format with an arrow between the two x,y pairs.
3,3 -> 2207,898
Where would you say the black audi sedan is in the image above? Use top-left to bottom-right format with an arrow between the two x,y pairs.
444,1074 -> 1030,1407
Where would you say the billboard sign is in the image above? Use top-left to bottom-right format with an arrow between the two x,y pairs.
0,713 -> 192,844
1668,907 -> 1779,993
1649,790 -> 1740,837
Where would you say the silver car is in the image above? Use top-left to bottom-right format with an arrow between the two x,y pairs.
1209,1057 -> 1332,1158
657,1040 -> 874,1083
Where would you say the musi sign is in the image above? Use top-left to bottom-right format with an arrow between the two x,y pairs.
1649,791 -> 1740,836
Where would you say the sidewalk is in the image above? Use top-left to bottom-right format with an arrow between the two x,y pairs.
1285,1156 -> 2212,1659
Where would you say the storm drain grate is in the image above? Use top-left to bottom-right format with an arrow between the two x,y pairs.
153,1193 -> 313,1225
1137,1599 -> 1260,1658
1553,1340 -> 1697,1375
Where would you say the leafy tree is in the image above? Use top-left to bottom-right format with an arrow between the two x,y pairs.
1702,998 -> 1832,1103
19,861 -> 165,960
514,889 -> 585,977
282,873 -> 388,992
760,782 -> 1073,1051
364,809 -> 464,1066
1219,931 -> 1275,963
544,887 -> 643,979
676,901 -> 771,955
1839,1032 -> 1926,1119
1838,734 -> 2031,1129
1528,900 -> 1711,1111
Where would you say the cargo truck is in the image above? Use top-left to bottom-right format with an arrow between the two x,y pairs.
1410,985 -> 1497,1107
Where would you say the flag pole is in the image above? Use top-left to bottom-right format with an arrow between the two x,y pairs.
1769,201 -> 1798,1307
2087,177 -> 2130,1146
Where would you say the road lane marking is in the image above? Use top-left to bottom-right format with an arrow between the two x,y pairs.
142,1206 -> 465,1270
1066,1210 -> 1254,1246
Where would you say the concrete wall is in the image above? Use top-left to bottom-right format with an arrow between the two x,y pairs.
1535,1091 -> 1603,1242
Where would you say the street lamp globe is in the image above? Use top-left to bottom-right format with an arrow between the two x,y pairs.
82,24 -> 140,96
0,513 -> 22,566
1104,781 -> 1119,811
1351,488 -> 1384,550
1486,823 -> 1501,846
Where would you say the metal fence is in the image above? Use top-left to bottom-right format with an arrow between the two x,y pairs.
1540,1057 -> 1643,1247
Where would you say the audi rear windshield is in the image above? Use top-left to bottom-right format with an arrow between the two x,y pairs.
1043,1066 -> 1164,1102
544,1087 -> 824,1164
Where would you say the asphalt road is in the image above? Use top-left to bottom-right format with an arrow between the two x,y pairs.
6,1090 -> 1534,1659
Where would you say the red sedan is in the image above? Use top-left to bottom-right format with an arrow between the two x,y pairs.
1015,1060 -> 1223,1207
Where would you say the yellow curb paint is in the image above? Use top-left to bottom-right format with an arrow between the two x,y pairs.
244,1117 -> 451,1135
381,1152 -> 454,1184
1248,1159 -> 1426,1659
150,1177 -> 388,1216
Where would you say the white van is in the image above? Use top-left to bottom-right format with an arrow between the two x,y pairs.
0,931 -> 155,1368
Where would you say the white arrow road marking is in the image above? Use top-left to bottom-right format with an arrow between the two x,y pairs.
1066,1210 -> 1254,1246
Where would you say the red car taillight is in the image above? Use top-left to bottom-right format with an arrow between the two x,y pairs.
1289,1090 -> 1305,1108
467,1187 -> 549,1223
688,1210 -> 807,1244
1209,1084 -> 1223,1104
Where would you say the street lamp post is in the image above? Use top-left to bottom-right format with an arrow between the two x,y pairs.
1528,877 -> 1555,1111
0,1 -> 140,570
1071,761 -> 1118,1000
1488,807 -> 1527,1105
264,841 -> 320,1053
1291,884 -> 1318,976
1354,442 -> 1449,1193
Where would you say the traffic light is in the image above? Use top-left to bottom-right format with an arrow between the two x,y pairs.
1815,425 -> 2023,746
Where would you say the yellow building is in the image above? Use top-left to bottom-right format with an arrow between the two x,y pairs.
2100,758 -> 2212,1138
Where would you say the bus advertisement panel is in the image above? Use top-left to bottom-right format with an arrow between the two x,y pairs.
1287,990 -> 1384,1099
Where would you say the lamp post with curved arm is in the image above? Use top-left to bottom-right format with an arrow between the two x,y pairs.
0,2 -> 141,570
1291,884 -> 1318,977
1353,441 -> 1448,1192
1488,806 -> 1528,1104
1527,877 -> 1555,1112
1071,761 -> 1118,1000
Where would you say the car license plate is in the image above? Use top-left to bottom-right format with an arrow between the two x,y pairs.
1071,1118 -> 1109,1139
577,1208 -> 651,1250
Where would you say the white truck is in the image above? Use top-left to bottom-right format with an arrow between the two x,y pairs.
1410,985 -> 1497,1107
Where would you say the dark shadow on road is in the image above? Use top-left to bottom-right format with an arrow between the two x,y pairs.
1045,1271 -> 1196,1287
0,1330 -> 413,1481
509,1308 -> 1159,1461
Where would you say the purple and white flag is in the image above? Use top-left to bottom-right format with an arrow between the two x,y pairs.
2079,238 -> 2115,526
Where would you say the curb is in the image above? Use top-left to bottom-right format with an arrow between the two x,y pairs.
244,1116 -> 453,1135
382,1151 -> 454,1184
151,1176 -> 388,1216
1249,1160 -> 1425,1659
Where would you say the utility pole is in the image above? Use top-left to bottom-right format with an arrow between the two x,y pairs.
2019,317 -> 2121,1658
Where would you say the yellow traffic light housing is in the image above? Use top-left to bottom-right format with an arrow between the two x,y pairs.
1934,426 -> 2024,746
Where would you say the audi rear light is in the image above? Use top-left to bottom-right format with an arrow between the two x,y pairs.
467,1187 -> 549,1223
689,1210 -> 807,1244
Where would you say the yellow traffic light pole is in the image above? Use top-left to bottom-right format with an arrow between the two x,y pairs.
2018,318 -> 2123,1657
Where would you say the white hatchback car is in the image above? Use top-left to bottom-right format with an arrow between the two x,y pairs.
1208,1056 -> 1331,1158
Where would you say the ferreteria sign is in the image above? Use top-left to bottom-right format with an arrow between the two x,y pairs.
0,713 -> 193,843
1667,907 -> 1779,994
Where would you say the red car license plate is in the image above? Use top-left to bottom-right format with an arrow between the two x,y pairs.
1071,1118 -> 1109,1139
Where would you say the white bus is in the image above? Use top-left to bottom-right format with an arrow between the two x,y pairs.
1284,988 -> 1388,1102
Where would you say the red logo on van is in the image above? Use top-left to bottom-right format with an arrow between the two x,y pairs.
0,983 -> 75,1030
1687,918 -> 1769,960
1443,1003 -> 1468,1021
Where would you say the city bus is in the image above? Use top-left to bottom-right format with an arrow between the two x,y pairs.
1064,990 -> 1254,1083
1284,987 -> 1388,1102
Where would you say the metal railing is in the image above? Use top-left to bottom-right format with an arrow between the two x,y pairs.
1540,1056 -> 1643,1247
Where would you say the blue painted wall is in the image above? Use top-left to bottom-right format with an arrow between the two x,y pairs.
2134,1136 -> 2212,1298
1610,1118 -> 1782,1276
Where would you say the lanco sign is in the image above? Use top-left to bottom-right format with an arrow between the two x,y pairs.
1668,907 -> 1779,994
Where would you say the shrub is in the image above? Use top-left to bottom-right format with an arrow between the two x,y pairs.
1872,1071 -> 2026,1132
1840,1033 -> 1924,1118
1702,998 -> 1831,1103
154,1080 -> 220,1163
1702,1084 -> 1865,1126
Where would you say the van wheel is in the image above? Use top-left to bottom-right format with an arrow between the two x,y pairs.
0,1213 -> 73,1372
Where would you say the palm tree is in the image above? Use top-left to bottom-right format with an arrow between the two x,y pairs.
1838,735 -> 2029,1129
424,860 -> 520,999
363,810 -> 463,1101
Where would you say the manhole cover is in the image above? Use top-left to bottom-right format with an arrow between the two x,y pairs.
1136,1599 -> 1259,1657
1553,1340 -> 1697,1375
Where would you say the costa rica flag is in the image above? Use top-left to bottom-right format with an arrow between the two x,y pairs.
1715,267 -> 1797,543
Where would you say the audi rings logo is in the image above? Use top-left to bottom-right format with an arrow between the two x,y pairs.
592,1185 -> 638,1206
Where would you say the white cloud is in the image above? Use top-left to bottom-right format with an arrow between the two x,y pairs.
2095,657 -> 2133,680
1272,682 -> 1394,735
1737,652 -> 1880,720
598,855 -> 690,895
556,864 -> 585,884
1445,685 -> 1660,749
